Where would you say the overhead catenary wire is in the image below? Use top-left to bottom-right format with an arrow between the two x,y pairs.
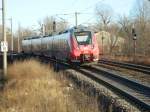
55,12 -> 95,22
79,16 -> 96,25
45,0 -> 101,28
80,0 -> 104,12
70,0 -> 79,9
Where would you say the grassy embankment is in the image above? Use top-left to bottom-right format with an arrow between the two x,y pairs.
0,59 -> 99,112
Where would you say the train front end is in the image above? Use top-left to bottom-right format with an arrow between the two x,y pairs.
70,29 -> 99,64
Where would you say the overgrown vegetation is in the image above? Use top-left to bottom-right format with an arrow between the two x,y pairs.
95,0 -> 150,56
0,59 -> 99,112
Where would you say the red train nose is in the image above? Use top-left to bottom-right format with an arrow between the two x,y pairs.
79,45 -> 92,54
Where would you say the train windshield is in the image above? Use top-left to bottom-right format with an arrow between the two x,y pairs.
74,31 -> 92,45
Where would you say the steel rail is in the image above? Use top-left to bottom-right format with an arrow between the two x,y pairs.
77,65 -> 150,111
99,59 -> 150,75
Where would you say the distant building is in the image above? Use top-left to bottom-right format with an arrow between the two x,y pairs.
95,31 -> 125,55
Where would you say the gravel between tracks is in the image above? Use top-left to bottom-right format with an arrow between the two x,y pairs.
63,69 -> 140,112
97,64 -> 150,86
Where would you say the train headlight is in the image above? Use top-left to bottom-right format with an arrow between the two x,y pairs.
93,54 -> 99,59
92,44 -> 94,49
76,46 -> 80,50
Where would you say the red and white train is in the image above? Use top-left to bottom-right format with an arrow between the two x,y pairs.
22,27 -> 99,64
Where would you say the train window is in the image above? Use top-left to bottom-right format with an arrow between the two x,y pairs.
74,31 -> 92,45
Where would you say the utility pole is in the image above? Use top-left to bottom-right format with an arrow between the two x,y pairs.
53,21 -> 56,33
2,0 -> 7,76
10,18 -> 13,52
75,12 -> 78,27
18,23 -> 21,53
101,32 -> 104,56
42,24 -> 45,36
9,18 -> 13,62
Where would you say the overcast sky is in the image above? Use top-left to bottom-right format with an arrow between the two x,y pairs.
0,0 -> 135,31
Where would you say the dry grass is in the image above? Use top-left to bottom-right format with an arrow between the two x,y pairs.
0,59 -> 99,112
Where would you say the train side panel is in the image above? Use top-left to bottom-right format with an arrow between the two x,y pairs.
51,32 -> 71,61
31,38 -> 41,55
22,39 -> 32,53
92,34 -> 99,61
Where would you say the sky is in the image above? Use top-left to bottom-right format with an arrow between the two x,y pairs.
0,0 -> 136,32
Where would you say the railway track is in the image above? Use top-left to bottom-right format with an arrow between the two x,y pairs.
24,54 -> 150,111
77,65 -> 150,111
99,59 -> 150,75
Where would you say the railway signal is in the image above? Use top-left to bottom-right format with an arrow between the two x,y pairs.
132,26 -> 137,62
41,24 -> 46,36
132,28 -> 137,40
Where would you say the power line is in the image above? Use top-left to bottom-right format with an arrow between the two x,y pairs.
70,0 -> 79,9
80,0 -> 104,12
48,10 -> 96,28
57,0 -> 79,15
79,15 -> 96,25
54,11 -> 96,27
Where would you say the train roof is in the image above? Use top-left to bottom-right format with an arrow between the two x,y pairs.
71,26 -> 91,32
22,26 -> 91,40
23,36 -> 41,40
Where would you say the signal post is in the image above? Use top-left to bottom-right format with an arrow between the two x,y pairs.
132,25 -> 137,62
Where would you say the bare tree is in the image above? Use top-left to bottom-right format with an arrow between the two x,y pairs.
24,29 -> 37,37
95,4 -> 125,55
56,20 -> 68,33
108,23 -> 120,54
116,0 -> 150,56
132,0 -> 150,56
118,15 -> 133,56
38,16 -> 68,35
95,3 -> 113,31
